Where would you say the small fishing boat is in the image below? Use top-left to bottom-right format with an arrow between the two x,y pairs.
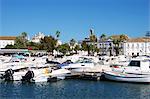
103,57 -> 150,83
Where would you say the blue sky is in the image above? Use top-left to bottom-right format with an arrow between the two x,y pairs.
1,0 -> 150,42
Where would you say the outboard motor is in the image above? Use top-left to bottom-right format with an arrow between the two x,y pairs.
1,69 -> 14,81
21,70 -> 34,82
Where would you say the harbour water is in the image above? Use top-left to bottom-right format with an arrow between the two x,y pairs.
0,80 -> 150,99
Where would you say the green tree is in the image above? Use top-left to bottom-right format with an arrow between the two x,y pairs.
89,29 -> 98,55
5,44 -> 15,49
40,36 -> 57,53
74,44 -> 80,54
57,43 -> 70,55
55,30 -> 61,53
55,30 -> 60,39
21,32 -> 27,39
81,41 -> 90,55
100,33 -> 107,55
113,39 -> 120,56
12,32 -> 28,49
14,36 -> 25,48
81,41 -> 88,51
27,41 -> 40,50
21,32 -> 28,47
112,34 -> 128,56
69,38 -> 76,51
100,33 -> 106,41
120,34 -> 128,42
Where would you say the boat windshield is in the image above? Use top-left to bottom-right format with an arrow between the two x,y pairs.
128,60 -> 140,67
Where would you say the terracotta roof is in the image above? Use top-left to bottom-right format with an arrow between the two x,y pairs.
127,37 -> 150,42
0,36 -> 16,40
110,35 -> 129,40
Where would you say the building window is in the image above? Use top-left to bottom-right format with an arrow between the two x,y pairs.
142,43 -> 144,48
127,44 -> 129,48
137,43 -> 139,49
129,61 -> 140,67
132,44 -> 134,49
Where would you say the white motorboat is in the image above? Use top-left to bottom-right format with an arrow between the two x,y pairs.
103,57 -> 150,83
99,55 -> 130,66
61,57 -> 110,73
0,55 -> 49,72
0,66 -> 71,83
22,67 -> 71,82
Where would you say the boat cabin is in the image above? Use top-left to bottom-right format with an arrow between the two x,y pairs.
128,59 -> 150,72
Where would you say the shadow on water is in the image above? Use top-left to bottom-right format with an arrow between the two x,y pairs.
0,80 -> 150,99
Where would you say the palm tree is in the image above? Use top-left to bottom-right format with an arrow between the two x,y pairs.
55,30 -> 61,54
74,45 -> 80,54
57,43 -> 70,55
111,34 -> 128,56
70,38 -> 76,50
120,34 -> 128,42
90,34 -> 97,42
113,39 -> 120,56
88,29 -> 97,55
119,34 -> 128,55
40,36 -> 57,54
21,32 -> 28,47
100,33 -> 107,55
21,32 -> 27,39
145,31 -> 150,38
55,30 -> 60,39
100,33 -> 106,41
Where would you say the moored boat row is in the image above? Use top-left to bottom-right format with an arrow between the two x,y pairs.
1,54 -> 150,83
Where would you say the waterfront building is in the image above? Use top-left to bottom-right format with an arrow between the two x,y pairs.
56,40 -> 62,46
31,32 -> 45,43
0,36 -> 16,48
98,38 -> 114,56
98,34 -> 128,56
124,37 -> 150,56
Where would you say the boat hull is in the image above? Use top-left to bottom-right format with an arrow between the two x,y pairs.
103,71 -> 150,83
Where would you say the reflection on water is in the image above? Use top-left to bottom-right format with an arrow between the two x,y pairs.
0,80 -> 150,99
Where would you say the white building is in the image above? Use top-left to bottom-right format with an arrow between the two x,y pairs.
124,37 -> 150,56
56,40 -> 62,46
0,36 -> 16,48
31,32 -> 45,43
98,39 -> 114,56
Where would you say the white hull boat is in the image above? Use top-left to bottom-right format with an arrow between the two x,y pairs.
0,67 -> 70,83
103,57 -> 150,83
103,71 -> 150,83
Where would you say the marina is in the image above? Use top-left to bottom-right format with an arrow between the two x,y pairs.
0,54 -> 150,82
1,0 -> 149,98
0,51 -> 150,99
